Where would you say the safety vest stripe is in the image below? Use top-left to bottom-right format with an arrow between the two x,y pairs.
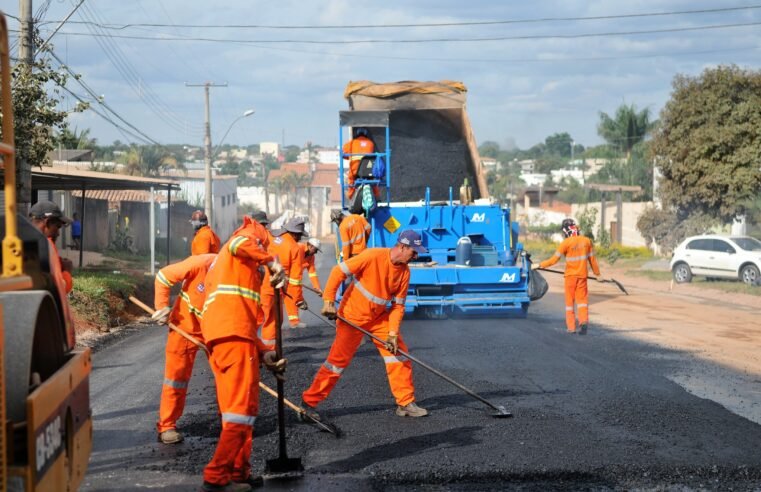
383,355 -> 408,364
566,254 -> 590,262
565,306 -> 574,311
394,296 -> 406,305
288,277 -> 302,285
261,338 -> 276,346
554,252 -> 563,258
221,413 -> 256,426
180,291 -> 204,317
323,361 -> 344,374
202,285 -> 261,314
308,273 -> 318,277
156,271 -> 173,288
339,262 -> 351,275
228,236 -> 248,255
349,234 -> 364,244
577,303 -> 588,308
352,279 -> 391,306
163,378 -> 188,389
288,315 -> 299,320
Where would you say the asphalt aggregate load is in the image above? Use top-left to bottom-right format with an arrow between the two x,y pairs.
82,246 -> 761,491
368,109 -> 479,202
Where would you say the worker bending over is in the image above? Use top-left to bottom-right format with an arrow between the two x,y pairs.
332,209 -> 371,261
191,210 -> 221,255
199,215 -> 286,491
300,237 -> 323,297
301,230 -> 429,420
152,253 -> 216,444
532,218 -> 601,335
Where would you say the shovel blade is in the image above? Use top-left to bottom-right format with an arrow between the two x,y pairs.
265,457 -> 304,478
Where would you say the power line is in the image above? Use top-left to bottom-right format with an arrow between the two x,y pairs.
36,4 -> 761,30
28,20 -> 761,45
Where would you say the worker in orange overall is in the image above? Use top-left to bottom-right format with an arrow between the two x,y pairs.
343,127 -> 375,199
199,215 -> 287,492
191,210 -> 221,255
152,253 -> 217,444
301,230 -> 429,420
300,237 -> 323,297
332,209 -> 371,261
260,217 -> 308,347
532,218 -> 602,335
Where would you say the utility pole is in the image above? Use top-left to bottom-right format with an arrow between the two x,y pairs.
18,0 -> 34,213
186,81 -> 227,226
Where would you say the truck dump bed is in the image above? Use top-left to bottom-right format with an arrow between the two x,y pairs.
345,81 -> 488,202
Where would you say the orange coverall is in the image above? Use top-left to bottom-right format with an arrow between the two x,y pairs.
339,214 -> 371,260
153,253 -> 216,434
260,232 -> 305,346
342,135 -> 375,198
192,225 -> 221,255
48,238 -> 74,348
302,248 -> 416,408
200,217 -> 274,486
539,235 -> 601,332
301,242 -> 321,291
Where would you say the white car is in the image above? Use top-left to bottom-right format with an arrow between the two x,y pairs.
670,235 -> 761,285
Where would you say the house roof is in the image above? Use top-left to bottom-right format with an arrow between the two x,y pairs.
23,166 -> 180,191
71,189 -> 169,206
46,149 -> 94,162
311,169 -> 342,204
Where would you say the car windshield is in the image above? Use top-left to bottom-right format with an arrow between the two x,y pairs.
731,237 -> 761,251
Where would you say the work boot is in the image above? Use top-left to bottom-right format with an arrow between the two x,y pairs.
290,322 -> 307,329
396,402 -> 429,418
234,475 -> 263,488
158,428 -> 183,444
298,400 -> 321,423
578,324 -> 588,335
200,480 -> 252,491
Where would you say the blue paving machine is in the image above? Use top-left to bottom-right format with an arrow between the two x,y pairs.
336,81 -> 530,317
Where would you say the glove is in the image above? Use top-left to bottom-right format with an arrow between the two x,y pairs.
315,289 -> 324,298
151,306 -> 171,325
531,263 -> 540,271
267,259 -> 286,288
296,299 -> 308,311
263,351 -> 287,382
385,332 -> 399,354
321,299 -> 337,320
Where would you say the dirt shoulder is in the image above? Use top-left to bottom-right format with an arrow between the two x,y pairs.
539,263 -> 761,423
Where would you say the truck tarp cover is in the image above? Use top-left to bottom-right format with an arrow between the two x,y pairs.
345,80 -> 487,202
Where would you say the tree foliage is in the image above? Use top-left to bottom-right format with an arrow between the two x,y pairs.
119,145 -> 185,176
651,65 -> 761,223
636,206 -> 717,252
598,103 -> 656,160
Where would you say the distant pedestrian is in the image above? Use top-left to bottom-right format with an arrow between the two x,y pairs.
190,210 -> 221,255
71,212 -> 82,250
532,218 -> 601,335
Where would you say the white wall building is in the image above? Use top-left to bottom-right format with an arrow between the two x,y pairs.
317,148 -> 339,165
175,175 -> 238,241
520,173 -> 548,187
551,168 -> 585,185
260,142 -> 279,157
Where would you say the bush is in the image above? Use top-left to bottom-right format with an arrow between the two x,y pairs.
70,272 -> 137,329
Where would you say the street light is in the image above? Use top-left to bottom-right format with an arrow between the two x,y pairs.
205,108 -> 254,224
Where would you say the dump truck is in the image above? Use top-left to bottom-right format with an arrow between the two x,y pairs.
337,81 -> 531,317
0,12 -> 92,491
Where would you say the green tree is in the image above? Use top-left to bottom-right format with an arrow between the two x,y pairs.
57,126 -> 97,149
544,132 -> 573,158
651,65 -> 761,223
1,28 -> 72,208
478,140 -> 500,158
597,103 -> 656,161
120,145 -> 185,176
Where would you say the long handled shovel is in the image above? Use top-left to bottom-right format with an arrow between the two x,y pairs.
538,268 -> 629,295
128,296 -> 339,436
264,288 -> 304,479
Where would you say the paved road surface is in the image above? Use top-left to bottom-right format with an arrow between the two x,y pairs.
82,250 -> 761,490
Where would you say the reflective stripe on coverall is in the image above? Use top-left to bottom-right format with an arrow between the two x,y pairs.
339,214 -> 371,260
539,235 -> 601,331
153,253 -> 216,433
302,248 -> 415,407
200,217 -> 273,486
192,225 -> 221,255
342,135 -> 375,198
260,232 -> 305,346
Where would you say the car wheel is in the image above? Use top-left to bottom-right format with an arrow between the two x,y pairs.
672,263 -> 693,283
740,264 -> 760,286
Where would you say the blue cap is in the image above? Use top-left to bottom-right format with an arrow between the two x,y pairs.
397,230 -> 427,254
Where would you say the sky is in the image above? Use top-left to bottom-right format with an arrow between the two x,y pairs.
5,1 -> 761,151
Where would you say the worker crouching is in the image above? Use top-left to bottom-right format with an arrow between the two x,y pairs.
301,230 -> 429,419
199,215 -> 287,491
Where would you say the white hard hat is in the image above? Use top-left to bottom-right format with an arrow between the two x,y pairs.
307,237 -> 321,251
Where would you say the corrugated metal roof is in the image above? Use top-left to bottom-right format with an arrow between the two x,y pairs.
25,166 -> 181,191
